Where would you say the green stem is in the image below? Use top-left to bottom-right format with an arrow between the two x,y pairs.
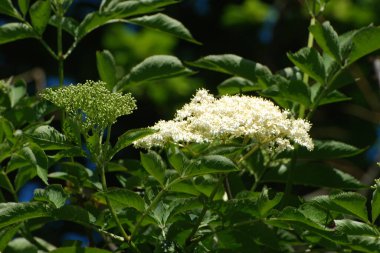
2,171 -> 18,201
131,188 -> 167,240
185,176 -> 224,246
299,15 -> 316,119
100,163 -> 131,242
237,145 -> 259,164
39,38 -> 58,60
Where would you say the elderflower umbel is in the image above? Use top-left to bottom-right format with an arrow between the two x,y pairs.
41,80 -> 136,130
134,89 -> 313,151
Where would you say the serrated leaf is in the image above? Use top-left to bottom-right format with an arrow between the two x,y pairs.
33,184 -> 68,208
25,125 -> 72,150
189,54 -> 272,87
335,219 -> 379,236
50,247 -> 112,253
261,76 -> 311,107
371,181 -> 380,223
186,155 -> 238,177
349,26 -> 380,64
262,163 -> 364,189
0,202 -> 95,230
309,21 -> 342,63
298,140 -> 365,159
0,202 -> 51,229
49,15 -> 79,37
18,0 -> 30,17
257,188 -> 283,217
9,79 -> 26,108
288,47 -> 326,84
0,0 -> 22,19
97,188 -> 145,212
7,144 -> 48,186
0,23 -> 37,44
167,144 -> 189,174
0,224 -> 22,252
128,13 -> 200,44
0,117 -> 15,143
350,235 -> 380,253
141,151 -> 166,185
111,128 -> 155,158
217,77 -> 260,95
311,192 -> 368,222
318,90 -> 351,105
117,55 -> 194,89
76,0 -> 178,39
30,0 -> 51,35
96,50 -> 117,91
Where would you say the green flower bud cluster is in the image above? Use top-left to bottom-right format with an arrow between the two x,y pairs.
41,80 -> 136,130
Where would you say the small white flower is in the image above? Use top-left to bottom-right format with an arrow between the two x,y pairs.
134,89 -> 313,151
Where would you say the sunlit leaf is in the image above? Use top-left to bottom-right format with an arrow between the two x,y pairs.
33,184 -> 68,208
189,54 -> 272,87
288,47 -> 326,84
111,128 -> 155,158
0,0 -> 22,19
186,155 -> 238,177
96,188 -> 145,212
25,125 -> 73,150
217,77 -> 260,95
141,151 -> 166,185
0,23 -> 36,45
349,26 -> 380,64
128,13 -> 200,44
96,50 -> 117,90
30,0 -> 51,35
310,21 -> 342,63
117,55 -> 194,89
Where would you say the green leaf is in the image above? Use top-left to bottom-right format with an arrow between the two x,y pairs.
257,187 -> 283,217
217,77 -> 260,95
335,219 -> 379,236
128,13 -> 200,44
167,144 -> 189,174
9,78 -> 26,108
111,128 -> 155,158
186,155 -> 238,177
0,23 -> 36,45
50,247 -> 112,253
5,237 -> 38,253
49,15 -> 79,37
0,224 -> 22,252
261,76 -> 311,107
33,184 -> 68,208
188,54 -> 272,86
298,140 -> 365,159
349,26 -> 380,64
97,188 -> 145,212
0,117 -> 15,143
7,144 -> 48,186
76,0 -> 178,39
140,151 -> 166,185
288,47 -> 326,84
371,180 -> 380,223
0,0 -> 22,19
18,0 -> 30,17
262,163 -> 364,189
311,192 -> 368,222
117,55 -> 194,89
0,202 -> 51,229
51,205 -> 96,227
350,236 -> 380,253
309,21 -> 342,64
25,125 -> 72,150
30,0 -> 51,35
318,90 -> 351,105
96,50 -> 117,91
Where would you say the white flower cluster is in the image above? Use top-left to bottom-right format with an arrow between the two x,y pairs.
134,89 -> 314,151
